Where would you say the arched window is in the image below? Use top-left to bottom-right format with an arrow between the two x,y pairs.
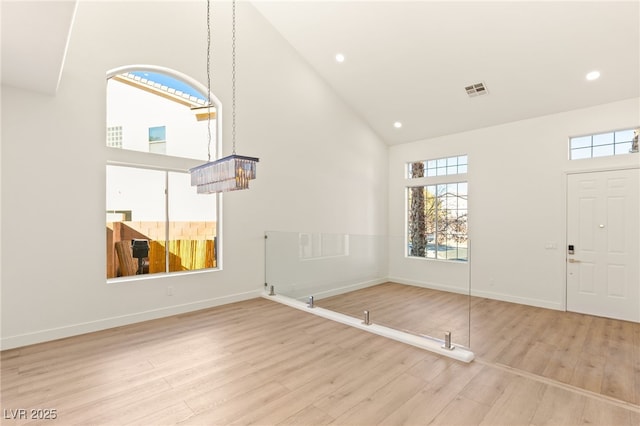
105,65 -> 221,280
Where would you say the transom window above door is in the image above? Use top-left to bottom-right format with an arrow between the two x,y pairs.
569,128 -> 638,160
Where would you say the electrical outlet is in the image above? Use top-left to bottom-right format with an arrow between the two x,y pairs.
167,286 -> 174,296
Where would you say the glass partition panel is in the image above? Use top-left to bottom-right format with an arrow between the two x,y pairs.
265,231 -> 471,349
265,231 -> 388,300
384,235 -> 470,348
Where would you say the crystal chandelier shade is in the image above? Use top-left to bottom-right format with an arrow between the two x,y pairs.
190,154 -> 259,194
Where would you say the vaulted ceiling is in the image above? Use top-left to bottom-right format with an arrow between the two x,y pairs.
1,0 -> 77,95
252,1 -> 640,144
3,1 -> 638,145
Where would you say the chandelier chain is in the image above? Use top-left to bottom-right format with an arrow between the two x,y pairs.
231,0 -> 237,155
190,0 -> 258,195
206,0 -> 212,162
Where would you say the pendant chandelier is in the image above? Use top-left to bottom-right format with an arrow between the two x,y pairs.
190,0 -> 259,194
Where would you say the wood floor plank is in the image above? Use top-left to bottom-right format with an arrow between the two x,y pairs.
229,363 -> 403,426
601,319 -> 637,403
569,352 -> 606,394
458,367 -> 512,406
178,362 -> 283,415
634,320 -> 640,407
541,345 -> 580,384
478,374 -> 546,426
276,346 -> 365,391
428,395 -> 491,425
378,362 -> 484,425
406,355 -> 459,383
329,373 -> 427,425
580,396 -> 640,426
312,346 -> 427,419
529,385 -> 587,426
179,381 -> 291,425
57,377 -> 174,426
277,405 -> 334,426
125,401 -> 194,426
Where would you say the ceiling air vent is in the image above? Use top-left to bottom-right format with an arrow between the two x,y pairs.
465,82 -> 487,97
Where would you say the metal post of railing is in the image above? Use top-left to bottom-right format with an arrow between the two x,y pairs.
362,310 -> 371,325
442,331 -> 454,350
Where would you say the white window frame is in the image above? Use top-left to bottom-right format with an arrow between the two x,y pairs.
106,65 -> 224,281
569,127 -> 638,160
405,155 -> 469,262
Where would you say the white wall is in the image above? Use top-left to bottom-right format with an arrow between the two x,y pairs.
389,98 -> 640,310
0,1 -> 388,349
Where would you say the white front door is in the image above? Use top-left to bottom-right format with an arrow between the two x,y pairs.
566,169 -> 639,322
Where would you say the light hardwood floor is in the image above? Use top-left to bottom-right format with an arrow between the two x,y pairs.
316,282 -> 473,346
1,292 -> 639,425
318,282 -> 640,407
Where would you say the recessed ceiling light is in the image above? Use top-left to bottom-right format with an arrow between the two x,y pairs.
335,53 -> 345,63
586,70 -> 600,81
393,121 -> 402,129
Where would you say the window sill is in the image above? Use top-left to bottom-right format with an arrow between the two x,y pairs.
107,267 -> 220,284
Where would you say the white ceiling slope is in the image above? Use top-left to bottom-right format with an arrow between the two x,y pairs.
1,0 -> 77,95
1,1 -> 638,145
252,1 -> 640,145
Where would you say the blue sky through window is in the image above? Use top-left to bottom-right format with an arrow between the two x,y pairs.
130,71 -> 207,103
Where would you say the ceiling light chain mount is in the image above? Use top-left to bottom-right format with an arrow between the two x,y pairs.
190,0 -> 259,194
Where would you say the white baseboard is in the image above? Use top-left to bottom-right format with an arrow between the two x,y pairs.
0,290 -> 262,350
388,276 -> 564,311
387,276 -> 471,296
282,278 -> 387,302
469,288 -> 564,311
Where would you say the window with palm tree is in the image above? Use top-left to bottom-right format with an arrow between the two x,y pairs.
406,157 -> 468,261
